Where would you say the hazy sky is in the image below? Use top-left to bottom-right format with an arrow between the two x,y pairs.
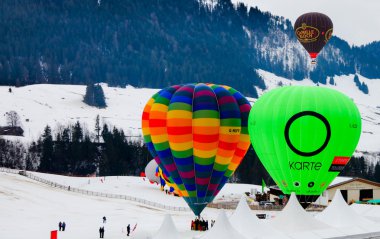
231,0 -> 380,46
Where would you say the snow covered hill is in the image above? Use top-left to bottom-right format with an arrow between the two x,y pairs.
1,71 -> 380,160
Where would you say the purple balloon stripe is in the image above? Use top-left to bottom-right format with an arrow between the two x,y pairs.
239,104 -> 251,112
179,170 -> 195,179
165,162 -> 177,172
194,90 -> 215,98
207,183 -> 219,191
218,95 -> 236,105
179,85 -> 195,93
196,177 -> 210,185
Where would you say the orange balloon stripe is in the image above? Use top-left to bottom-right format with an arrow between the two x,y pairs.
192,126 -> 219,135
165,134 -> 192,143
167,118 -> 193,127
167,126 -> 192,135
193,141 -> 219,151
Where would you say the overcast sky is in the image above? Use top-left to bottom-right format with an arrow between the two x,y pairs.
231,0 -> 380,46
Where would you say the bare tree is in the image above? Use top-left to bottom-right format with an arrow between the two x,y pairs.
5,111 -> 20,127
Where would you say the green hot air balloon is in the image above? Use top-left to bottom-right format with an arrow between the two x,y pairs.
248,86 -> 361,207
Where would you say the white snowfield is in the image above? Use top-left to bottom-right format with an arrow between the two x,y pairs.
1,171 -> 380,239
1,70 -> 380,159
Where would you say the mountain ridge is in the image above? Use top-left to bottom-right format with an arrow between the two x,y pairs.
0,0 -> 379,97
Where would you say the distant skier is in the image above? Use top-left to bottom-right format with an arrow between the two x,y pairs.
62,221 -> 66,231
103,216 -> 106,223
58,221 -> 62,231
127,224 -> 130,236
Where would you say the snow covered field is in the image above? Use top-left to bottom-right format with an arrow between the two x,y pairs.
1,71 -> 380,159
1,171 -> 380,239
0,171 -> 210,239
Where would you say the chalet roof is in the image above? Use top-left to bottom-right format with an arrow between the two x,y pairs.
328,177 -> 380,189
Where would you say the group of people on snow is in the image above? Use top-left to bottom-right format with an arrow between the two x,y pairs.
58,221 -> 66,231
98,216 -> 132,238
191,218 -> 211,231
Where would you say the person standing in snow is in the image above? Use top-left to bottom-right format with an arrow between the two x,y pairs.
58,221 -> 62,231
99,226 -> 105,238
103,216 -> 106,223
127,224 -> 130,236
62,221 -> 66,231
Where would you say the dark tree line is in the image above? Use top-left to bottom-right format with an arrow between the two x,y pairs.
1,0 -> 379,97
1,120 -> 150,176
1,120 -> 380,184
36,121 -> 150,176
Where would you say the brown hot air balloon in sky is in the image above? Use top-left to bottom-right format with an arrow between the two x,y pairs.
294,12 -> 333,64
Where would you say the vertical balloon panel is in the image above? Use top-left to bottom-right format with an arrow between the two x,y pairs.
214,86 -> 252,196
167,84 -> 197,202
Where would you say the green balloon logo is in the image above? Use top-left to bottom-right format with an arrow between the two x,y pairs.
248,86 -> 361,204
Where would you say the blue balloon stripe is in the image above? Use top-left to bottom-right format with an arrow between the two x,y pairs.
195,164 -> 214,172
170,96 -> 193,105
173,156 -> 194,166
220,110 -> 241,119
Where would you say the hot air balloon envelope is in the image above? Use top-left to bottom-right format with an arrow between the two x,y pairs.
294,12 -> 333,64
142,83 -> 251,215
248,86 -> 361,206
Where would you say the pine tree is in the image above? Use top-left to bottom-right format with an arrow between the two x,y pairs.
38,125 -> 54,172
83,84 -> 95,106
361,82 -> 369,94
95,115 -> 101,143
94,84 -> 107,108
72,121 -> 83,143
329,77 -> 335,85
373,163 -> 380,183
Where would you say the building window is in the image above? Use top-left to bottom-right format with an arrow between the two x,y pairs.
360,189 -> 373,201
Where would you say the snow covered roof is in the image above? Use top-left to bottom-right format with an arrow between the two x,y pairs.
315,189 -> 375,228
229,196 -> 286,239
328,177 -> 380,189
152,214 -> 181,239
271,192 -> 329,233
195,210 -> 248,239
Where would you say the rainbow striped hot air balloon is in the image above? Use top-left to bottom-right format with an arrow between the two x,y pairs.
142,83 -> 251,216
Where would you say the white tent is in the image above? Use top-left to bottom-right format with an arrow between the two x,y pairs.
152,214 -> 181,239
195,210 -> 248,239
229,196 -> 287,239
315,189 -> 375,228
271,192 -> 329,233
